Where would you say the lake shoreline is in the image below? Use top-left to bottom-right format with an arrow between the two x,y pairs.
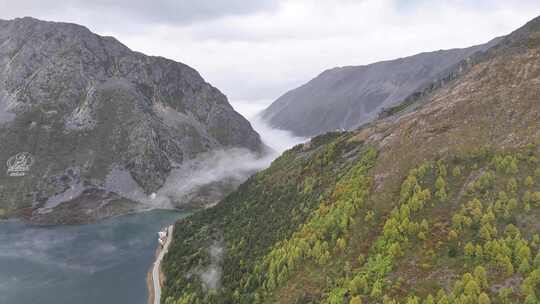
0,209 -> 185,304
147,246 -> 159,304
148,225 -> 174,304
6,205 -> 193,226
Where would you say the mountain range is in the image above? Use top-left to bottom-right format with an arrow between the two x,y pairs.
260,36 -> 501,137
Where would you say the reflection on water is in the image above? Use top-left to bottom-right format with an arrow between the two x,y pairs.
0,210 -> 187,304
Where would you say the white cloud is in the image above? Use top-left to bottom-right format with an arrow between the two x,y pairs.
0,0 -> 277,27
105,0 -> 539,108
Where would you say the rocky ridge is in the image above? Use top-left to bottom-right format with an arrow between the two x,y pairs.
0,17 -> 263,223
261,36 -> 502,137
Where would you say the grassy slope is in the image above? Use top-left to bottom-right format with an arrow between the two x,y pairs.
161,16 -> 540,304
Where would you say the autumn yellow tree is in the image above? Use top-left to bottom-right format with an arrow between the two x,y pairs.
478,292 -> 491,304
350,296 -> 362,304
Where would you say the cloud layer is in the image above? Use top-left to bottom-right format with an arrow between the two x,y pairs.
109,116 -> 306,210
1,0 -> 539,112
0,0 -> 277,26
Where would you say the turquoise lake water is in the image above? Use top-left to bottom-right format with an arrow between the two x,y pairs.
0,210 -> 187,304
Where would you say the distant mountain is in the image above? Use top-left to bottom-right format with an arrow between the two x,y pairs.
0,17 -> 263,224
261,37 -> 501,137
163,15 -> 540,304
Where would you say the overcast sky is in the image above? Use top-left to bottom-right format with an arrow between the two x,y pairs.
1,0 -> 539,116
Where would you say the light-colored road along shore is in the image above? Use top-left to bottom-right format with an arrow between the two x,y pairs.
150,225 -> 173,304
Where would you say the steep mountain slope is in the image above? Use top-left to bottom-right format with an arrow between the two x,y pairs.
161,15 -> 540,304
0,17 -> 262,223
260,38 -> 500,137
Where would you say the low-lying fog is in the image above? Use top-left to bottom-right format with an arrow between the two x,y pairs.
44,103 -> 307,212
132,103 -> 307,210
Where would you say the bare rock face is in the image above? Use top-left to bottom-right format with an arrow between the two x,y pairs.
0,17 -> 262,222
260,38 -> 502,137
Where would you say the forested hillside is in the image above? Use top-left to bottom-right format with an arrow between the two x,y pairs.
161,15 -> 540,304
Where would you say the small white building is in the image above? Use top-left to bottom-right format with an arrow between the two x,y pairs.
158,229 -> 168,247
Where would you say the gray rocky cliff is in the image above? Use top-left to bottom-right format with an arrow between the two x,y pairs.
0,17 -> 262,223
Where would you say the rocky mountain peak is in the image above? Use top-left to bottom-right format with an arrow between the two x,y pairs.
0,17 -> 263,223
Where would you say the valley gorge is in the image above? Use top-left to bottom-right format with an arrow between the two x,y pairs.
1,7 -> 540,304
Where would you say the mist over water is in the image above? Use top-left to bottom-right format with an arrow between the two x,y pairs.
0,210 -> 186,304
